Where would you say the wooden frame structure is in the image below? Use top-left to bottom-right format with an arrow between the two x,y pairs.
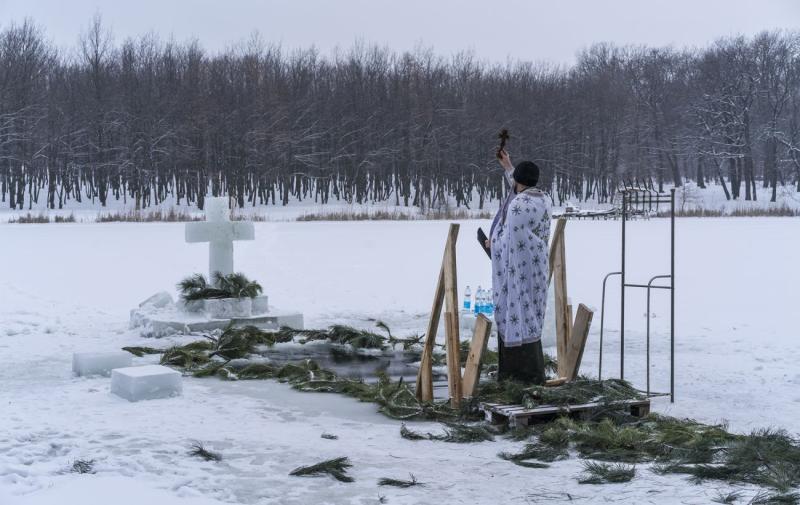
415,224 -> 492,407
548,218 -> 594,382
416,219 -> 594,406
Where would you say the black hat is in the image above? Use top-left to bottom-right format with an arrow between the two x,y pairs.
513,161 -> 540,187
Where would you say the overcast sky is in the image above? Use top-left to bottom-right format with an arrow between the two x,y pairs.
0,0 -> 797,64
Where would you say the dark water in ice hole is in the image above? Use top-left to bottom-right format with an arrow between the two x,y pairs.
255,342 -> 447,384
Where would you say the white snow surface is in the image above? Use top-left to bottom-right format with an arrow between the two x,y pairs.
1,218 -> 798,504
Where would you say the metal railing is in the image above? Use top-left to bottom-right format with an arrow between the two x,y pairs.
599,187 -> 676,402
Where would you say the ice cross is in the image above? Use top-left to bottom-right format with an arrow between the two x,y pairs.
185,197 -> 254,281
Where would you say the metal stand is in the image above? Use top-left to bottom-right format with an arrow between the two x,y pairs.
599,187 -> 676,402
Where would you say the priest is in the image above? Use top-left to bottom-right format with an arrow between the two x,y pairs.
487,149 -> 551,384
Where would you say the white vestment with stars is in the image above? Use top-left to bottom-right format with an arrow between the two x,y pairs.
490,175 -> 551,347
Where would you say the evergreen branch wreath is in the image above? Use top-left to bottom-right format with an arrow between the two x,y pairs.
177,272 -> 263,302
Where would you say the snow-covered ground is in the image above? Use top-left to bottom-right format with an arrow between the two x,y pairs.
1,218 -> 798,504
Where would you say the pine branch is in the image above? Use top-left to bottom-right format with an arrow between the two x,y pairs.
70,459 -> 95,474
577,462 -> 636,484
178,272 -> 263,301
712,491 -> 743,504
290,457 -> 354,483
122,346 -> 163,357
499,442 -> 568,464
189,442 -> 222,462
378,474 -> 422,487
400,424 -> 428,441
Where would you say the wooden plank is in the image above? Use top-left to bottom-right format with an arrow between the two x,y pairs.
545,377 -> 568,387
480,398 -> 651,425
547,218 -> 567,285
443,223 -> 460,316
415,224 -> 458,401
564,304 -> 593,380
500,407 -> 531,413
415,265 -> 444,402
552,231 -> 570,377
442,223 -> 462,408
444,311 -> 462,408
566,303 -> 573,345
462,314 -> 492,398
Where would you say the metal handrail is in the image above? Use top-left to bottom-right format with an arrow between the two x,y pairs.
646,275 -> 672,396
613,188 -> 676,403
598,271 -> 622,380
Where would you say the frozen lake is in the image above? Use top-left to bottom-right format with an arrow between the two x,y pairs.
1,217 -> 798,504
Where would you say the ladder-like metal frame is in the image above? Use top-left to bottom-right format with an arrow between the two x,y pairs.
599,187 -> 676,403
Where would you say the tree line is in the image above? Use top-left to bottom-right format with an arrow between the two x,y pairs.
0,17 -> 798,211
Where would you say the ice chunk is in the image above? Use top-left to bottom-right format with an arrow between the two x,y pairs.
251,295 -> 269,315
178,299 -> 205,313
111,365 -> 182,402
273,311 -> 303,330
72,352 -> 132,377
205,298 -> 252,318
139,291 -> 174,310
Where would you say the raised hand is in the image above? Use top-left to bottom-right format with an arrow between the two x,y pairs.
498,149 -> 513,171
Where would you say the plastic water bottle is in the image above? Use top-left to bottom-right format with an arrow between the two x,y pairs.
485,289 -> 494,315
463,285 -> 472,311
474,286 -> 483,314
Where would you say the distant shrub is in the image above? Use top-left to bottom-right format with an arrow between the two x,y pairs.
231,212 -> 268,222
661,205 -> 800,218
296,208 -> 493,221
96,207 -> 203,222
8,213 -> 50,223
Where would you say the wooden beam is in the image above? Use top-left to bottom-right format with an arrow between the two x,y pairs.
566,303 -> 573,346
442,224 -> 462,407
462,314 -> 492,398
444,311 -> 462,408
552,229 -> 570,377
415,224 -> 459,402
443,224 -> 460,316
564,304 -> 594,380
547,218 -> 567,285
544,377 -> 568,387
415,267 -> 444,401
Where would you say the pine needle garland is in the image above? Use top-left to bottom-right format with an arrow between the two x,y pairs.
121,324 -> 800,497
279,325 -> 388,350
290,456 -> 354,483
399,423 -> 494,443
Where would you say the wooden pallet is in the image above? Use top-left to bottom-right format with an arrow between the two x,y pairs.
480,398 -> 651,427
